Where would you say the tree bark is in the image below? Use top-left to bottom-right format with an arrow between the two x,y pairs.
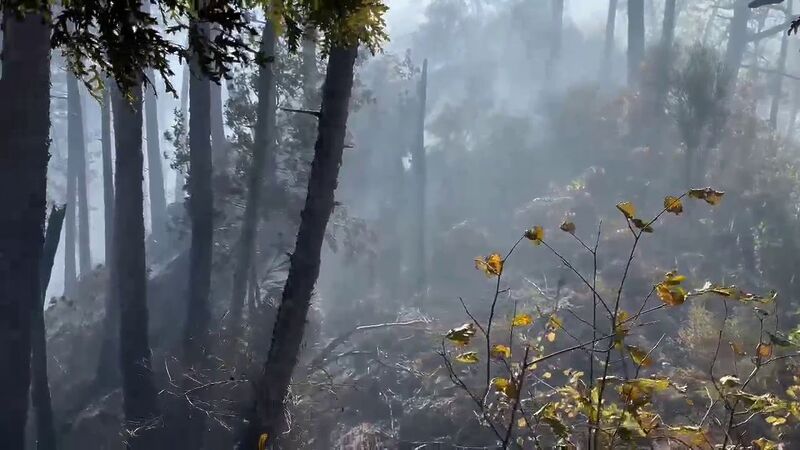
770,0 -> 793,130
76,84 -> 91,275
145,71 -> 168,246
31,205 -> 65,450
237,45 -> 358,449
600,0 -> 618,81
546,0 -> 564,80
654,0 -> 677,116
64,73 -> 78,298
412,59 -> 428,301
210,71 -> 228,174
96,82 -> 119,388
112,81 -> 162,450
723,0 -> 752,91
229,21 -> 277,331
174,61 -> 190,203
627,0 -> 645,88
0,10 -> 50,449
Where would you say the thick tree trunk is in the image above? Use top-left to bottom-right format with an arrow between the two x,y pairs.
627,0 -> 645,88
229,22 -> 277,331
96,83 -> 119,388
210,74 -> 228,174
76,86 -> 91,275
600,0 -> 618,81
237,45 -> 358,449
546,0 -> 564,80
654,0 -> 677,116
770,0 -> 793,130
112,82 -> 162,450
0,10 -> 50,449
145,71 -> 168,246
412,59 -> 428,301
723,0 -> 751,91
174,62 -> 190,203
31,206 -> 65,450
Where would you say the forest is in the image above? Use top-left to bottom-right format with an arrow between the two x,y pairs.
6,0 -> 800,449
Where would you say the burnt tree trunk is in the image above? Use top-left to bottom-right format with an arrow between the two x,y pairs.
600,0 -> 618,81
145,71 -> 168,246
229,21 -> 277,331
627,0 -> 645,88
112,81 -> 162,450
412,59 -> 428,301
0,10 -> 50,449
546,0 -> 564,80
237,45 -> 358,449
31,205 -> 66,450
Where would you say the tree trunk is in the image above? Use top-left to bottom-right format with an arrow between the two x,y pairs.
0,10 -> 50,449
627,0 -> 645,88
302,28 -> 319,108
96,82 -> 119,388
76,85 -> 91,275
654,0 -> 677,116
145,71 -> 168,246
546,0 -> 564,80
174,62 -> 190,203
723,0 -> 751,91
412,59 -> 428,301
237,45 -> 358,449
64,73 -> 78,298
229,21 -> 277,331
786,81 -> 800,138
112,82 -> 162,450
770,0 -> 793,130
600,0 -> 618,81
31,206 -> 65,450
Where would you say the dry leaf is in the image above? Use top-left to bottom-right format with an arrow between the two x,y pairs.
525,225 -> 545,245
491,344 -> 512,359
446,323 -> 476,346
664,196 -> 683,215
616,201 -> 636,220
512,313 -> 533,327
475,253 -> 503,277
455,351 -> 480,364
688,187 -> 725,205
560,221 -> 576,234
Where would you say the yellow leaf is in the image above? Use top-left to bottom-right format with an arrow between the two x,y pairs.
616,201 -> 636,220
543,371 -> 552,379
512,313 -> 533,327
560,221 -> 576,234
474,253 -> 503,277
547,315 -> 563,330
664,195 -> 683,215
757,342 -> 773,359
667,425 -> 708,447
491,344 -> 512,359
517,417 -> 527,428
445,323 -> 476,346
765,415 -> 787,426
455,351 -> 480,364
730,341 -> 747,357
688,187 -> 725,205
753,437 -> 780,450
663,271 -> 686,285
258,433 -> 269,450
545,331 -> 557,342
525,225 -> 545,245
626,345 -> 653,367
492,377 -> 518,397
656,283 -> 686,306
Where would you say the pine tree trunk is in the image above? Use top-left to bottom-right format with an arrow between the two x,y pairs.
627,0 -> 645,88
96,82 -> 119,388
31,206 -> 65,450
770,0 -> 793,130
546,0 -> 564,80
76,86 -> 91,275
174,62 -> 190,203
723,0 -> 751,90
144,72 -> 168,246
0,10 -> 50,449
229,21 -> 277,331
112,81 -> 162,450
238,45 -> 358,449
600,0 -> 618,81
412,59 -> 428,301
